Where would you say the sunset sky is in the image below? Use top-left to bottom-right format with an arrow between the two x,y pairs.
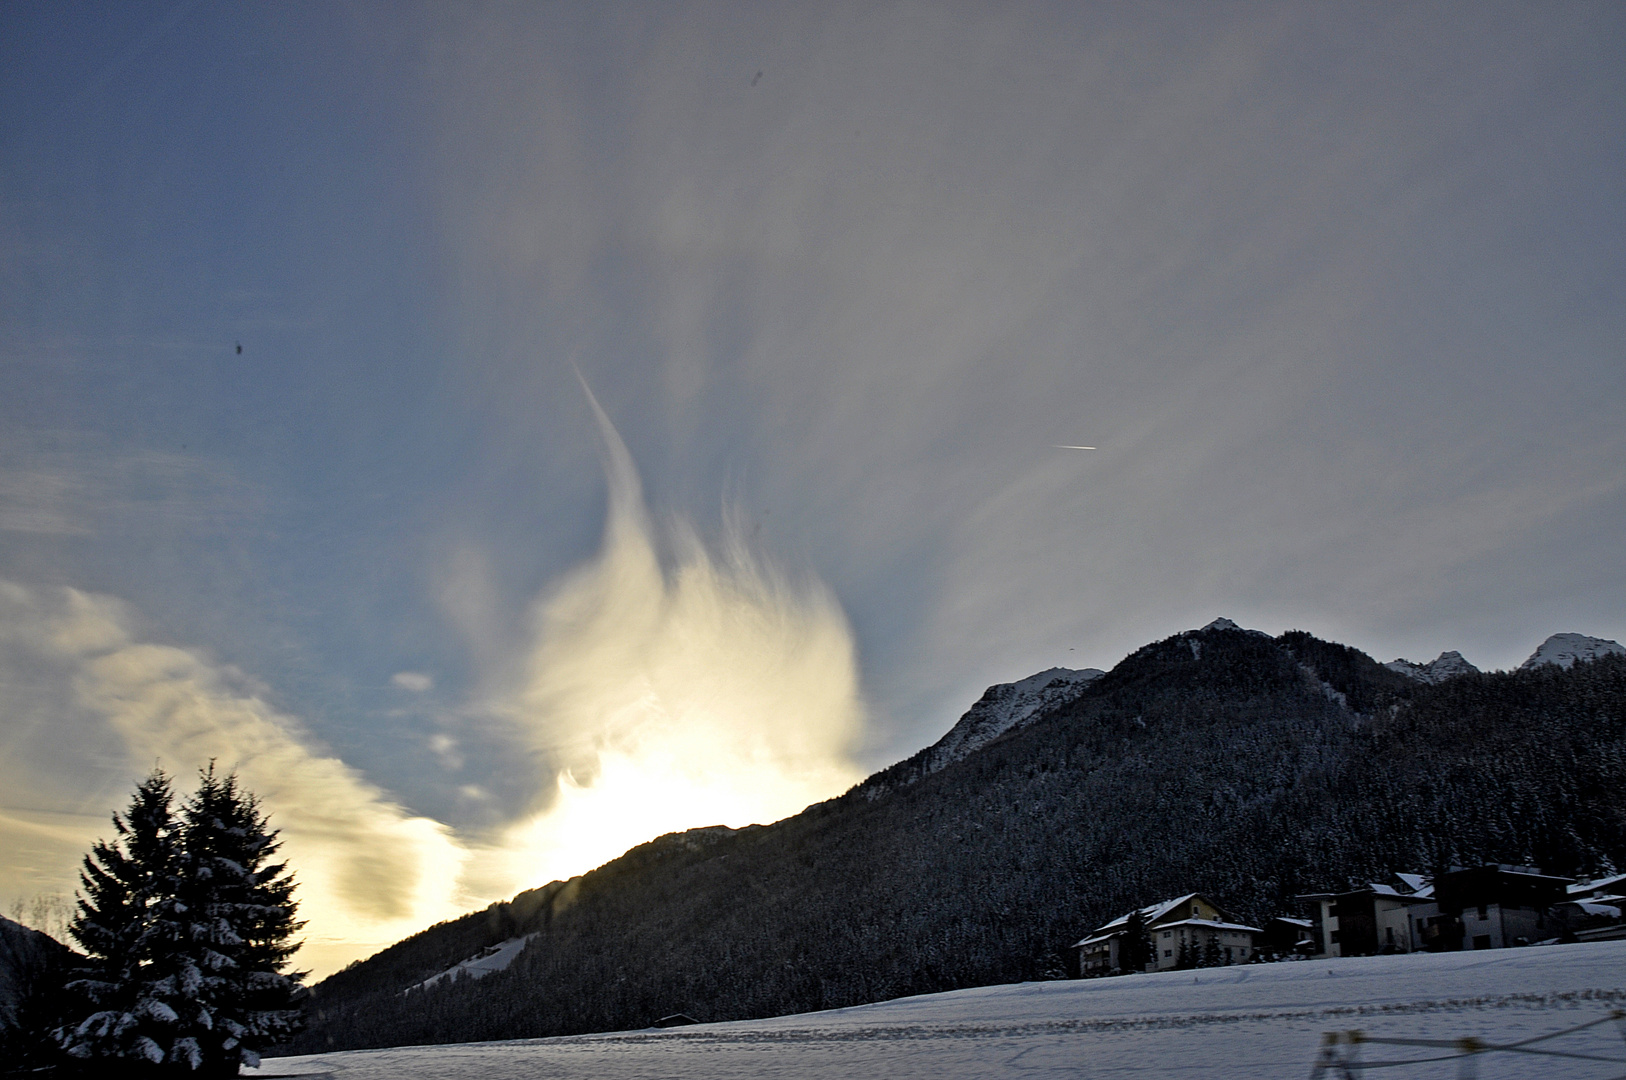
3,2 -> 1622,976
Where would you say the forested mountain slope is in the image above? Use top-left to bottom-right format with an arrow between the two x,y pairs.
283,625 -> 1626,1054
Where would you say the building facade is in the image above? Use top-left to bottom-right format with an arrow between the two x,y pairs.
1074,893 -> 1262,975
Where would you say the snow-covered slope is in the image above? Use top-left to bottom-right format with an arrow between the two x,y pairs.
257,941 -> 1626,1080
918,666 -> 1103,773
406,934 -> 537,994
1384,650 -> 1480,683
1521,633 -> 1626,671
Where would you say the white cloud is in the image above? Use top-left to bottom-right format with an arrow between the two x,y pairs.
392,670 -> 434,692
462,392 -> 867,897
0,582 -> 470,978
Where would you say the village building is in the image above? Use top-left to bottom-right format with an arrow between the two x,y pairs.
1430,865 -> 1572,950
1302,866 -> 1576,955
1073,893 -> 1262,975
1255,916 -> 1314,960
1299,873 -> 1438,957
1557,872 -> 1626,943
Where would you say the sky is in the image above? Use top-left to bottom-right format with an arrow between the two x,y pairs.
2,2 -> 1623,977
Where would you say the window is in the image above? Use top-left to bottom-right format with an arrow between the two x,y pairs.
1163,949 -> 1172,958
1473,934 -> 1491,950
1330,931 -> 1340,944
1163,931 -> 1171,939
1477,905 -> 1488,921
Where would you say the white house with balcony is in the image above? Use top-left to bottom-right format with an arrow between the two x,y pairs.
1074,893 -> 1262,975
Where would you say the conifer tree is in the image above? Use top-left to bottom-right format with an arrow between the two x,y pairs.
54,768 -> 305,1076
57,770 -> 189,1068
1119,910 -> 1153,974
175,765 -> 305,1076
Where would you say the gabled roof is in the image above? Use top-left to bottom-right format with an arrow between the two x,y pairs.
1090,893 -> 1201,935
1075,893 -> 1247,947
1298,884 -> 1435,903
1367,883 -> 1436,901
1154,918 -> 1263,934
1568,872 -> 1626,897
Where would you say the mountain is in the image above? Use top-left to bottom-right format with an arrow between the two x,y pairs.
0,917 -> 72,1070
1521,633 -> 1626,670
1384,651 -> 1480,684
281,624 -> 1626,1056
857,665 -> 1102,799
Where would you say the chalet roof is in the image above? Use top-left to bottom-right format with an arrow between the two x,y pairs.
1568,872 -> 1626,898
1367,883 -> 1436,901
1090,893 -> 1202,935
1075,917 -> 1264,949
1155,918 -> 1263,934
1297,884 -> 1436,904
1074,893 -> 1254,948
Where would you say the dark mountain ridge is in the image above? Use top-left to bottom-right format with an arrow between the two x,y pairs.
283,624 -> 1626,1054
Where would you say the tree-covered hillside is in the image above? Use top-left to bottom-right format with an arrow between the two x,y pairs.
283,625 -> 1626,1054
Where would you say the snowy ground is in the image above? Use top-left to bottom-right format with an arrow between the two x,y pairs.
253,941 -> 1626,1079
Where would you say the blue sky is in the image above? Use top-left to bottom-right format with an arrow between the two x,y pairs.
3,2 -> 1623,972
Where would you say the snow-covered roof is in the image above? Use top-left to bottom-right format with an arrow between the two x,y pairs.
1568,873 -> 1626,897
1367,883 -> 1435,901
1073,915 -> 1263,949
1300,883 -> 1434,902
1090,893 -> 1203,936
1079,893 -> 1260,944
1155,919 -> 1263,934
1271,916 -> 1312,928
1569,902 -> 1622,919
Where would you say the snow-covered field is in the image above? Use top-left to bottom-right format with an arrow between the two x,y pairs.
253,941 -> 1626,1079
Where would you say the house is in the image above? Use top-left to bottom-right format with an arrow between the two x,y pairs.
1255,916 -> 1314,960
1427,865 -> 1572,950
1556,872 -> 1626,942
1298,874 -> 1437,957
1073,893 -> 1262,975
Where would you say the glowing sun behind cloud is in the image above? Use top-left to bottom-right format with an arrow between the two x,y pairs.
466,388 -> 867,896
0,396 -> 869,978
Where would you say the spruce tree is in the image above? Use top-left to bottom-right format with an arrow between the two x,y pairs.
54,768 -> 305,1076
176,765 -> 305,1076
1119,910 -> 1153,974
57,770 -> 188,1069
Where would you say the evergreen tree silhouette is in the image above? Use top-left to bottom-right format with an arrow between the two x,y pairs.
57,769 -> 188,1068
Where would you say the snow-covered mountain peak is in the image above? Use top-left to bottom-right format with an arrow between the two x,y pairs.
1520,634 -> 1626,671
1384,651 -> 1480,684
920,666 -> 1104,774
1190,617 -> 1269,637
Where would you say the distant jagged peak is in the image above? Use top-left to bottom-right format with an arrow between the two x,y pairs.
924,666 -> 1104,770
1384,651 -> 1480,684
1520,633 -> 1626,671
855,664 -> 1105,801
1189,617 -> 1270,638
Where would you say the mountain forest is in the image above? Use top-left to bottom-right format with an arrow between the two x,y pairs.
277,624 -> 1626,1055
